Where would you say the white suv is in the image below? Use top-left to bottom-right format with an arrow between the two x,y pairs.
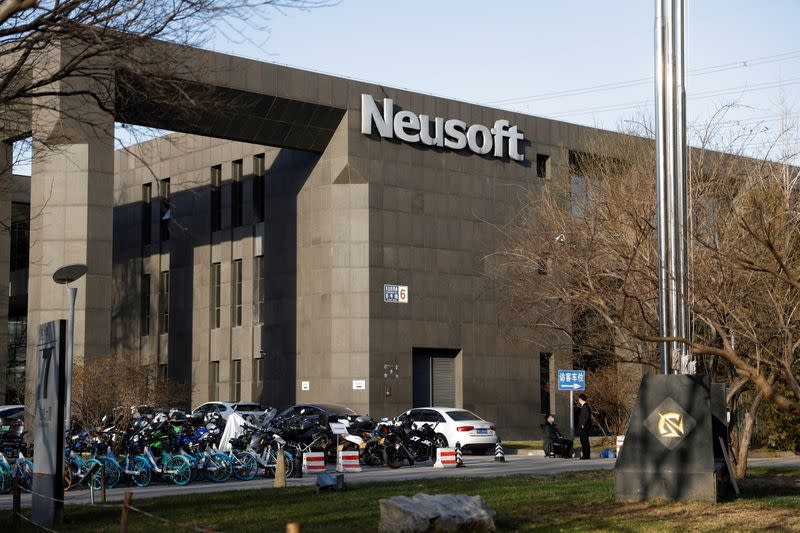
397,407 -> 498,455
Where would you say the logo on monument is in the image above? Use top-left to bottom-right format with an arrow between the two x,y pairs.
644,397 -> 695,449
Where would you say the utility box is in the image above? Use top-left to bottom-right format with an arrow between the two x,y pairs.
32,320 -> 67,528
615,374 -> 735,502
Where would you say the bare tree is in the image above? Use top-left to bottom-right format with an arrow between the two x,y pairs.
487,112 -> 800,478
0,0 -> 331,150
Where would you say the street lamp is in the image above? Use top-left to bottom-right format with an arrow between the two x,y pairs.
52,263 -> 88,431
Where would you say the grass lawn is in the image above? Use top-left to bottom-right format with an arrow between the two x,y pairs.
1,467 -> 798,532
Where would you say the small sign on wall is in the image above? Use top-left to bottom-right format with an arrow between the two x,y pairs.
301,380 -> 310,391
353,379 -> 366,390
384,284 -> 409,303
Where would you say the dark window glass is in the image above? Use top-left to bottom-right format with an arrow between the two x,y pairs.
141,274 -> 150,336
10,202 -> 29,271
254,358 -> 264,384
142,184 -> 152,245
253,154 -> 265,223
159,178 -> 171,241
536,153 -> 550,178
210,165 -> 222,232
211,262 -> 221,329
159,363 -> 168,382
159,270 -> 169,334
232,359 -> 242,402
232,160 -> 243,227
253,256 -> 265,324
232,259 -> 242,327
445,410 -> 483,422
209,361 -> 220,401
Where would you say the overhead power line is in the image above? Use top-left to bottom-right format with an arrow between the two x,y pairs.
486,49 -> 800,106
544,77 -> 800,119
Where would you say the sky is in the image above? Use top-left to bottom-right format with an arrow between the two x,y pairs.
209,0 -> 800,152
14,1 -> 800,173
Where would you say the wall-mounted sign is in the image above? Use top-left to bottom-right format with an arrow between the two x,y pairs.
362,94 -> 525,161
301,380 -> 310,391
384,284 -> 408,303
353,379 -> 366,390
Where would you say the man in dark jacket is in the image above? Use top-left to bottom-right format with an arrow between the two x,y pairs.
542,414 -> 573,458
577,393 -> 592,459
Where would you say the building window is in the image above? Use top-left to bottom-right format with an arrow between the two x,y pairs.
142,184 -> 152,245
536,153 -> 550,178
570,175 -> 589,216
10,202 -> 30,271
253,154 -> 265,223
232,160 -> 243,227
159,270 -> 169,334
159,178 -> 171,241
159,363 -> 168,383
232,259 -> 242,327
209,361 -> 220,401
253,256 -> 265,325
254,357 -> 264,385
141,274 -> 150,336
211,262 -> 221,329
540,352 -> 552,415
232,359 -> 242,402
210,165 -> 222,232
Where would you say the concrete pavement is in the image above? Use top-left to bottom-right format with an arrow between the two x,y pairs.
2,454 -> 798,509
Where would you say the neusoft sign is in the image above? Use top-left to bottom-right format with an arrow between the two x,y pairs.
361,94 -> 525,161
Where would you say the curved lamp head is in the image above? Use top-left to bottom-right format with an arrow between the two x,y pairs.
53,264 -> 88,285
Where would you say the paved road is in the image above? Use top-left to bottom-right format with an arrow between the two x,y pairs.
2,455 -> 798,509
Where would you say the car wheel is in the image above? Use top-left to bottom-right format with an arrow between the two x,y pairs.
435,434 -> 448,448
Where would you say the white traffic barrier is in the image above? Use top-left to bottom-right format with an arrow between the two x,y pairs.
433,447 -> 457,468
336,450 -> 361,473
494,440 -> 505,463
616,435 -> 625,457
302,451 -> 326,475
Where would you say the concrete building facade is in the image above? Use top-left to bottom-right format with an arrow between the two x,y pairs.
2,41 -> 621,438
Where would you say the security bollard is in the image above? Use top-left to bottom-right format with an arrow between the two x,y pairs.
455,442 -> 464,467
274,448 -> 287,488
494,440 -> 506,463
120,492 -> 133,533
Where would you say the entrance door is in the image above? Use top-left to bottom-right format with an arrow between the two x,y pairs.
412,348 -> 457,408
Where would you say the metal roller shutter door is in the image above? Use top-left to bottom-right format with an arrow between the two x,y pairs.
431,356 -> 455,407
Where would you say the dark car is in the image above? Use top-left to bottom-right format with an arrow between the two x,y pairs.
0,405 -> 25,449
277,403 -> 357,425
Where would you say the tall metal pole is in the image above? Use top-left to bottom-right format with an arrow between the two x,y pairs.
65,287 -> 77,431
655,0 -> 691,374
655,0 -> 672,374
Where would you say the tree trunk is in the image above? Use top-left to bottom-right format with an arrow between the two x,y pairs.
733,390 -> 764,479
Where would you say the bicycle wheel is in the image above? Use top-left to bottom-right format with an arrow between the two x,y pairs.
0,464 -> 12,494
86,458 -> 104,490
130,456 -> 152,488
14,459 -> 34,490
166,454 -> 192,486
205,452 -> 232,483
63,467 -> 73,492
99,458 -> 122,488
232,451 -> 258,481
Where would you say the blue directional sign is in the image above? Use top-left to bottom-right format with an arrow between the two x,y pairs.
557,369 -> 586,391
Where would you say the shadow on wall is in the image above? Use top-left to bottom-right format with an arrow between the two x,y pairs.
111,146 -> 318,410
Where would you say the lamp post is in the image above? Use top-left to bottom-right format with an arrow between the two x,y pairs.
52,264 -> 88,431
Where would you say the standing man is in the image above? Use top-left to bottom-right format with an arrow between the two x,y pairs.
577,393 -> 592,460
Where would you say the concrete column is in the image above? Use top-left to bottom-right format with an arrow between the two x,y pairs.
24,44 -> 115,412
0,142 -> 11,401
